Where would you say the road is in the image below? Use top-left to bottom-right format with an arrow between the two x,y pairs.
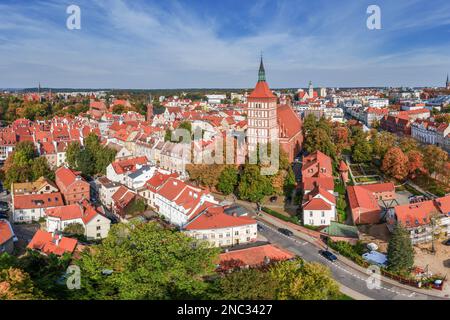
258,221 -> 447,300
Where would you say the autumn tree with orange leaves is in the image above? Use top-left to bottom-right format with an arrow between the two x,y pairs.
381,147 -> 409,181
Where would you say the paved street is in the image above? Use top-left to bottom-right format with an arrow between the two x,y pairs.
258,221 -> 448,300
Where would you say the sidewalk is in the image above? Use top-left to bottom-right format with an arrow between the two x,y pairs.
258,212 -> 450,299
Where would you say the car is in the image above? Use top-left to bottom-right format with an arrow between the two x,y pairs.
278,228 -> 294,237
270,196 -> 278,203
320,250 -> 338,262
0,214 -> 8,219
444,239 -> 450,246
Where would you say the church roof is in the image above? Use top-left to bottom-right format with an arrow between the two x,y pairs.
277,104 -> 302,138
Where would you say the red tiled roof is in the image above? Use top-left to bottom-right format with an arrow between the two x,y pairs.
55,167 -> 85,190
13,192 -> 64,210
0,220 -> 14,245
303,198 -> 332,211
111,156 -> 148,175
184,206 -> 256,230
27,230 -> 77,256
277,104 -> 303,139
394,201 -> 438,228
219,244 -> 294,267
435,195 -> 450,214
248,81 -> 276,99
302,177 -> 335,191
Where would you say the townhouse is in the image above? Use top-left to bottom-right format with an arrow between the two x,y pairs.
106,156 -> 149,185
154,177 -> 218,227
11,177 -> 59,195
183,205 -> 258,247
387,195 -> 450,244
12,192 -> 64,222
411,119 -> 450,147
55,166 -> 90,204
45,201 -> 111,239
301,151 -> 336,226
97,176 -> 121,210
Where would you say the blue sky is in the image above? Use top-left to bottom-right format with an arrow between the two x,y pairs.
1,0 -> 450,89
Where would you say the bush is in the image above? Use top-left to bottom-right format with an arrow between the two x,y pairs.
261,207 -> 299,225
328,240 -> 367,266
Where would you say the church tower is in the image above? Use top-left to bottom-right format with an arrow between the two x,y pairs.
446,74 -> 449,89
247,56 -> 278,153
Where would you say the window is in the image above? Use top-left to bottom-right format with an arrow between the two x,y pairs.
234,231 -> 239,236
321,211 -> 325,217
96,226 -> 101,230
309,212 -> 313,217
226,233 -> 230,237
96,233 -> 101,238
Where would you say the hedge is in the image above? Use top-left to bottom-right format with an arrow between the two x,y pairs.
261,207 -> 300,225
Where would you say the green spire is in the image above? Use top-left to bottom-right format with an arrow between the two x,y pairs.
258,55 -> 266,82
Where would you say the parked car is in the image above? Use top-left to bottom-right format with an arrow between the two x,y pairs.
0,201 -> 8,211
444,239 -> 450,246
270,196 -> 278,203
320,250 -> 338,262
278,228 -> 294,237
0,214 -> 8,219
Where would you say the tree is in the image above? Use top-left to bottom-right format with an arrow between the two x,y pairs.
112,104 -> 125,114
217,166 -> 238,195
178,121 -> 192,135
270,259 -> 339,300
302,113 -> 317,136
407,150 -> 425,179
304,128 -> 336,160
209,268 -> 277,300
398,137 -> 418,154
381,147 -> 409,181
237,165 -> 274,203
283,166 -> 296,197
164,129 -> 172,142
372,131 -> 396,159
387,223 -> 414,274
66,141 -> 82,169
186,164 -> 225,189
75,222 -> 219,300
31,157 -> 54,181
422,145 -> 448,177
63,223 -> 85,236
0,268 -> 39,300
349,126 -> 373,163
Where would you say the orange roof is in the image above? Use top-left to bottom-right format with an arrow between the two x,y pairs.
248,81 -> 276,99
435,195 -> 450,214
27,230 -> 77,256
13,192 -> 64,210
303,198 -> 332,211
184,206 -> 256,230
111,156 -> 148,175
0,220 -> 14,245
277,104 -> 303,139
302,177 -> 335,191
347,185 -> 380,211
219,244 -> 294,267
339,160 -> 349,171
394,201 -> 437,228
360,182 -> 395,194
55,167 -> 86,190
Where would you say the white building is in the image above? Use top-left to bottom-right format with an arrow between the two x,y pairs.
45,202 -> 111,239
97,176 -> 121,210
302,186 -> 336,227
183,205 -> 258,247
206,94 -> 226,104
12,193 -> 65,223
154,177 -> 218,227
368,98 -> 389,108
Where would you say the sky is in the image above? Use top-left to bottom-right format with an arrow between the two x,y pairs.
1,0 -> 450,89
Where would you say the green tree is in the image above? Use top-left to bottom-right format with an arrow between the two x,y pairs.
304,128 -> 336,160
75,222 -> 219,300
237,165 -> 274,203
66,141 -> 82,169
164,129 -> 172,142
217,166 -> 238,195
178,121 -> 192,135
283,166 -> 296,197
387,224 -> 414,274
63,223 -> 85,236
372,131 -> 396,159
270,259 -> 339,300
31,157 -> 54,181
351,132 -> 373,163
209,268 -> 277,300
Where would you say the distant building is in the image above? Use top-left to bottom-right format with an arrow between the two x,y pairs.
27,230 -> 77,256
